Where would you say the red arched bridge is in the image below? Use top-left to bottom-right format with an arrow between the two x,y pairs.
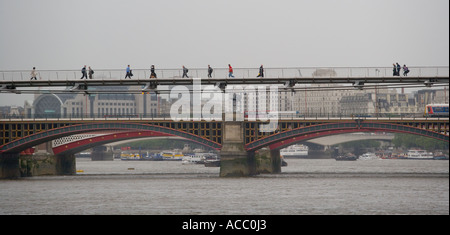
1,118 -> 448,154
0,117 -> 448,178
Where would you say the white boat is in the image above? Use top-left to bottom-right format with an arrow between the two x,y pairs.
182,154 -> 205,165
182,153 -> 219,165
280,144 -> 308,158
358,152 -> 379,160
407,149 -> 434,160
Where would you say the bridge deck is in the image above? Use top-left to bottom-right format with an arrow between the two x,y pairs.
1,76 -> 449,88
1,67 -> 448,89
0,117 -> 448,122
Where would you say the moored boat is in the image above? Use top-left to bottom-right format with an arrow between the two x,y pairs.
406,149 -> 433,160
358,152 -> 379,160
160,151 -> 184,161
182,154 -> 205,165
280,144 -> 309,158
335,153 -> 358,161
120,151 -> 142,161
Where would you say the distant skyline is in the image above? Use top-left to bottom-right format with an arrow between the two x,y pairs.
1,0 -> 449,106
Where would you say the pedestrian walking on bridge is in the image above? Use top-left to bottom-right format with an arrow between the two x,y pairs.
125,65 -> 132,79
81,65 -> 87,79
257,65 -> 264,78
393,63 -> 398,76
182,66 -> 189,78
228,64 -> 235,78
396,63 -> 401,76
150,65 -> 157,78
208,65 -> 213,78
30,67 -> 37,80
88,66 -> 94,79
403,64 -> 410,76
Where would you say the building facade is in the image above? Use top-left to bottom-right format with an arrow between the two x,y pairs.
21,85 -> 449,119
24,86 -> 159,118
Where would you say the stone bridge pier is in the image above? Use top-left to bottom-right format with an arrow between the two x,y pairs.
91,145 -> 114,161
220,121 -> 281,177
0,141 -> 76,179
0,153 -> 20,179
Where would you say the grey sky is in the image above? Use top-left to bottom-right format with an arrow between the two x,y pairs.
0,0 -> 449,106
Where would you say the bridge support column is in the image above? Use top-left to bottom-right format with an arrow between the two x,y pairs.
0,153 -> 20,179
18,153 -> 76,177
91,146 -> 114,161
254,149 -> 281,174
19,154 -> 55,177
25,142 -> 59,176
55,154 -> 76,175
220,122 -> 256,177
16,142 -> 76,177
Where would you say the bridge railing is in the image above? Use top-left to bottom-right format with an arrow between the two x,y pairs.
0,112 -> 447,121
1,66 -> 448,82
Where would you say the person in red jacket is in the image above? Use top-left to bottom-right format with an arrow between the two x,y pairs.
228,64 -> 235,78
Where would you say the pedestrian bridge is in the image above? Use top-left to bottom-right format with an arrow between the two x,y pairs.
1,66 -> 448,92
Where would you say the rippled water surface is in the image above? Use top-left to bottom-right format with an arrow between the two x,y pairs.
0,158 -> 448,214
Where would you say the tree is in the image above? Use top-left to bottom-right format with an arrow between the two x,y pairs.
392,133 -> 449,151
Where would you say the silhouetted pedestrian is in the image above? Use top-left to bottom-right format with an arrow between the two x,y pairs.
208,65 -> 213,78
81,65 -> 87,79
257,65 -> 264,78
88,66 -> 94,79
150,65 -> 157,78
393,63 -> 397,76
396,63 -> 401,76
182,66 -> 189,78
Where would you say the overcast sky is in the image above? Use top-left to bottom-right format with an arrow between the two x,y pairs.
0,0 -> 449,106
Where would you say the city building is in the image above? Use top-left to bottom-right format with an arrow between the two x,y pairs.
24,86 -> 159,118
16,84 -> 450,119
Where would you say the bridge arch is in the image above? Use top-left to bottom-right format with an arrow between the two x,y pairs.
0,123 -> 221,154
306,133 -> 394,146
52,131 -> 218,156
246,121 -> 449,151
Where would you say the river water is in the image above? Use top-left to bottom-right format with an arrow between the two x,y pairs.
0,158 -> 448,215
